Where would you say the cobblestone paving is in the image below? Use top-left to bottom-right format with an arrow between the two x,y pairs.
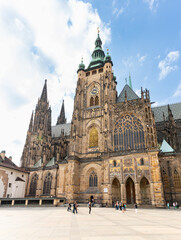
0,207 -> 181,240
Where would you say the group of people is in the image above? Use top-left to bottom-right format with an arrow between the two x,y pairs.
167,202 -> 180,209
114,201 -> 138,213
67,201 -> 78,214
67,201 -> 93,214
114,201 -> 126,212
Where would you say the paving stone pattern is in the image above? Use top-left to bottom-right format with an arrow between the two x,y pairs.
0,207 -> 181,240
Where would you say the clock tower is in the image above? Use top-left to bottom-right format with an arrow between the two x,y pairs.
69,32 -> 117,158
66,31 -> 117,201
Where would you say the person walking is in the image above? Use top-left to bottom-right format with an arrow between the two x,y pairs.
122,203 -> 125,213
73,202 -> 76,214
67,202 -> 71,212
167,202 -> 170,209
89,202 -> 92,214
134,203 -> 138,213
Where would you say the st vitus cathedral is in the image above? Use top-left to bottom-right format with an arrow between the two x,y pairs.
21,32 -> 181,206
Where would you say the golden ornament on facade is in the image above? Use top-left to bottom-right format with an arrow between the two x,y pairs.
89,127 -> 98,147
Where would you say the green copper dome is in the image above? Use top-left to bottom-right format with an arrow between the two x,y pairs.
78,58 -> 85,72
87,32 -> 105,70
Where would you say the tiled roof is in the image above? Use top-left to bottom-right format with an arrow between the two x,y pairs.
0,156 -> 27,173
117,84 -> 139,103
160,139 -> 174,153
52,123 -> 71,138
152,102 -> 181,122
46,157 -> 55,167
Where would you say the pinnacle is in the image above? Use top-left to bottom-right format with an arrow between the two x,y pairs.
40,80 -> 48,102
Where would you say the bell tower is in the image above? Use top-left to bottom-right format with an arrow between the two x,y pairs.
69,31 -> 117,158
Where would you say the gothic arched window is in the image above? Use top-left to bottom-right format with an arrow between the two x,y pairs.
90,97 -> 94,106
29,174 -> 38,196
113,160 -> 117,167
95,96 -> 99,105
173,169 -> 181,189
140,158 -> 144,165
89,127 -> 98,148
43,173 -> 52,195
162,169 -> 169,189
114,114 -> 145,151
89,171 -> 98,187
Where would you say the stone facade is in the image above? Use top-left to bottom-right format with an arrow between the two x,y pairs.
20,33 -> 181,206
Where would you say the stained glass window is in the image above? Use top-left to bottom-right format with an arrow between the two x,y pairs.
43,173 -> 52,195
173,169 -> 181,189
114,114 -> 145,151
89,171 -> 98,187
29,174 -> 38,196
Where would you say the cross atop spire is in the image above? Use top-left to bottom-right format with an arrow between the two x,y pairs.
40,80 -> 47,102
57,100 -> 67,125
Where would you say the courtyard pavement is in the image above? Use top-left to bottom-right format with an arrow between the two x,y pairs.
0,207 -> 181,240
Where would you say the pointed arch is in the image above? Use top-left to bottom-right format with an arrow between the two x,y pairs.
89,171 -> 98,187
112,178 -> 121,202
95,96 -> 99,105
162,168 -> 169,189
126,177 -> 135,204
173,169 -> 181,189
114,114 -> 145,151
29,174 -> 38,196
140,176 -> 151,205
43,172 -> 52,195
90,97 -> 94,106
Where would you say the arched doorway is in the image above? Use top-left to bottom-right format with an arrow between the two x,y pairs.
140,177 -> 151,204
126,177 -> 135,204
112,178 -> 121,203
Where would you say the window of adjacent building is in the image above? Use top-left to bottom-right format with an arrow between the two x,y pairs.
89,127 -> 98,148
92,70 -> 97,75
11,172 -> 13,175
89,171 -> 98,187
9,183 -> 12,188
113,160 -> 117,167
22,175 -> 24,177
173,169 -> 181,189
99,68 -> 103,73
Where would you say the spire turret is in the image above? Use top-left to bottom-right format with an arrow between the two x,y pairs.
40,80 -> 47,102
129,73 -> 133,89
78,57 -> 85,72
28,111 -> 34,132
87,30 -> 105,70
57,100 -> 66,125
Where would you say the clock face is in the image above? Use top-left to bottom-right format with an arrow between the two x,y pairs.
91,87 -> 98,95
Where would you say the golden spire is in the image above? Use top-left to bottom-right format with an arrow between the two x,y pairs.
97,27 -> 100,34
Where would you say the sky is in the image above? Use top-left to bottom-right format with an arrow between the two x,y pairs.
0,0 -> 180,165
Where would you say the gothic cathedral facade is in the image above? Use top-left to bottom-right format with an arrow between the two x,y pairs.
21,33 -> 181,206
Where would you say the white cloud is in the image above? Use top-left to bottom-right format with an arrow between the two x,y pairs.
143,0 -> 159,11
135,89 -> 141,97
112,0 -> 129,17
122,56 -> 133,68
137,54 -> 147,66
158,51 -> 180,80
0,0 -> 110,165
173,82 -> 181,97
